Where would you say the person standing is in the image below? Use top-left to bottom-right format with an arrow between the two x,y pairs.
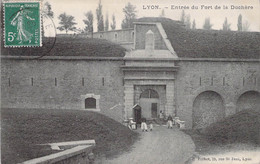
159,110 -> 164,119
149,121 -> 153,131
141,117 -> 148,132
167,115 -> 173,129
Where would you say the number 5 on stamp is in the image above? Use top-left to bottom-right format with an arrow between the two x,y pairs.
4,1 -> 42,47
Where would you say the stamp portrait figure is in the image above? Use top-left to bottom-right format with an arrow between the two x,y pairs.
11,5 -> 35,44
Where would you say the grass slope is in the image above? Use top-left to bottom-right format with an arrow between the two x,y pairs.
1,37 -> 126,57
184,109 -> 260,154
203,109 -> 260,144
1,108 -> 139,164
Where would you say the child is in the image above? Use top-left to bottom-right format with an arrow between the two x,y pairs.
141,118 -> 148,132
149,121 -> 153,131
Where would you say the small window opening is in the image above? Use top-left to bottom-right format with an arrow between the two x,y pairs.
85,98 -> 96,109
82,78 -> 84,86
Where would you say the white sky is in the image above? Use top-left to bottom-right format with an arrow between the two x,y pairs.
45,0 -> 260,33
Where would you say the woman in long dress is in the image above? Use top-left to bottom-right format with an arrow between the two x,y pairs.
11,5 -> 35,44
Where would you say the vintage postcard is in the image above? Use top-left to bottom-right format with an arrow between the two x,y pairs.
1,0 -> 259,164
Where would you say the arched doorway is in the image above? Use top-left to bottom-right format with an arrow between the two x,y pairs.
133,104 -> 142,124
236,91 -> 260,112
139,89 -> 159,118
192,91 -> 225,129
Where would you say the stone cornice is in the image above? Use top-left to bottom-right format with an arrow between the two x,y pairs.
1,56 -> 259,62
121,65 -> 179,72
0,56 -> 124,61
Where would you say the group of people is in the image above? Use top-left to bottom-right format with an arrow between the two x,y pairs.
129,114 -> 175,131
140,118 -> 153,132
128,117 -> 153,131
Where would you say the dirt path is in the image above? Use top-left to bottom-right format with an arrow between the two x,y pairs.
101,125 -> 195,164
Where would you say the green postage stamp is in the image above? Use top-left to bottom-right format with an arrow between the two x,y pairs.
3,1 -> 42,47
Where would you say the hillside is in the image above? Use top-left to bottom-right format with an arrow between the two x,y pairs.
1,37 -> 126,57
203,109 -> 260,144
1,108 -> 139,164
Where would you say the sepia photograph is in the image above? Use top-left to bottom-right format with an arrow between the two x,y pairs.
1,0 -> 259,163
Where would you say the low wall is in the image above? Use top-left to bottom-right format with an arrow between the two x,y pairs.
19,145 -> 95,164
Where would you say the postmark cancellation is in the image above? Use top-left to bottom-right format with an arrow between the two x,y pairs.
3,1 -> 42,47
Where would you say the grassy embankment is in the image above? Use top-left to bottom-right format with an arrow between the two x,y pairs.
1,108 -> 139,164
184,109 -> 260,155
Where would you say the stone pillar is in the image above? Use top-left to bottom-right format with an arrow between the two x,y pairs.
166,82 -> 175,116
225,102 -> 236,116
145,30 -> 154,51
124,83 -> 134,119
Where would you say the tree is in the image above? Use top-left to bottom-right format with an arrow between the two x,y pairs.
105,13 -> 109,31
203,17 -> 213,30
110,14 -> 116,30
243,20 -> 250,31
83,11 -> 93,36
96,0 -> 104,31
180,10 -> 185,23
237,14 -> 242,31
184,14 -> 191,29
222,17 -> 231,31
121,2 -> 137,29
57,13 -> 77,33
160,9 -> 165,17
43,1 -> 54,18
192,19 -> 196,29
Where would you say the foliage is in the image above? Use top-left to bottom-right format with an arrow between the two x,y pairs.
180,10 -> 185,23
192,19 -> 196,29
159,9 -> 165,17
222,17 -> 231,31
96,0 -> 104,32
185,14 -> 191,29
203,17 -> 213,30
121,2 -> 137,29
237,14 -> 242,31
57,13 -> 77,33
43,1 -> 54,18
83,11 -> 93,35
180,10 -> 191,29
110,14 -> 116,30
243,20 -> 250,31
105,13 -> 109,31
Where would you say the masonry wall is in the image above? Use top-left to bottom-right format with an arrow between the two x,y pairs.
175,60 -> 260,129
93,29 -> 134,43
1,58 -> 125,122
135,24 -> 167,50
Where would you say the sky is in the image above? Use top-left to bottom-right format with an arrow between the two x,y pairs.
44,0 -> 260,33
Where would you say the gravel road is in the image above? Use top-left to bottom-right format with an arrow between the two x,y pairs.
101,125 -> 195,164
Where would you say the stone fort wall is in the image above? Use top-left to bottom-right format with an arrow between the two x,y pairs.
1,58 -> 125,122
175,60 -> 260,128
1,58 -> 259,128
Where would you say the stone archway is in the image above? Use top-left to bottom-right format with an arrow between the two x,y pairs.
139,89 -> 159,118
236,91 -> 260,112
192,91 -> 225,129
